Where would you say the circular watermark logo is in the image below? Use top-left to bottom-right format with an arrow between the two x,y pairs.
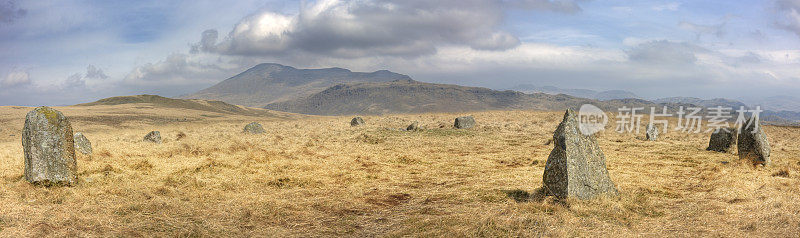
578,104 -> 607,136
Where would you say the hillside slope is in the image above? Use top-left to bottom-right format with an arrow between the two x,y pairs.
181,63 -> 411,107
76,94 -> 278,117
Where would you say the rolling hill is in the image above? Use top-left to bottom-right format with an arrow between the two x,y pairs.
181,63 -> 411,107
76,94 -> 280,117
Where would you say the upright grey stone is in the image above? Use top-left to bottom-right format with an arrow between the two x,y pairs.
407,121 -> 421,131
454,116 -> 475,129
738,117 -> 770,166
706,127 -> 738,153
351,117 -> 365,127
543,109 -> 618,200
73,132 -> 92,155
22,106 -> 78,185
144,131 -> 162,144
243,122 -> 266,134
646,124 -> 659,141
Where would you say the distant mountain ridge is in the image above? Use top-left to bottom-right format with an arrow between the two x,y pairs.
654,97 -> 747,109
181,63 -> 411,107
509,84 -> 640,101
264,79 -> 694,116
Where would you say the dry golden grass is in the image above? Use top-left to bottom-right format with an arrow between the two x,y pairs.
0,104 -> 799,237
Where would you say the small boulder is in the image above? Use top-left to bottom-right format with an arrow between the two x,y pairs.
243,122 -> 266,134
543,109 -> 618,200
645,124 -> 659,141
738,117 -> 770,166
454,116 -> 475,129
706,127 -> 738,153
144,131 -> 162,144
22,106 -> 78,185
73,132 -> 93,155
351,117 -> 365,127
407,122 -> 421,131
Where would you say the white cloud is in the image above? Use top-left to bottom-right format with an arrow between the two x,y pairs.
652,2 -> 680,11
1,70 -> 30,87
197,0 -> 534,58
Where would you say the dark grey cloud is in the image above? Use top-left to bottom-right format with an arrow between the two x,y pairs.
775,0 -> 800,37
626,40 -> 707,65
195,0 -> 587,58
0,0 -> 26,25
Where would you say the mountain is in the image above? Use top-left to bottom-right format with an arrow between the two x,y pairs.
595,90 -> 640,101
509,84 -> 640,100
265,79 -> 681,116
747,95 -> 800,112
181,63 -> 411,107
76,94 -> 278,116
654,97 -> 747,109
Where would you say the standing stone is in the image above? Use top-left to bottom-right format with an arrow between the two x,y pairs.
73,132 -> 93,155
144,131 -> 162,144
243,122 -> 266,134
351,117 -> 365,127
706,127 -> 738,153
543,109 -> 618,200
22,106 -> 78,185
406,121 -> 421,131
454,116 -> 475,129
645,124 -> 659,141
738,117 -> 770,166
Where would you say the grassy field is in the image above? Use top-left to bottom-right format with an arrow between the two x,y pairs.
0,104 -> 798,237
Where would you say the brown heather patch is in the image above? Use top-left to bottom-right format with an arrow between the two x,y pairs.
0,106 -> 799,236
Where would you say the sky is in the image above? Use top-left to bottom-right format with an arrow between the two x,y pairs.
1,0 -> 799,106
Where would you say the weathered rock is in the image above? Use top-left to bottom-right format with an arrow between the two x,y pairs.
351,117 -> 365,127
22,106 -> 78,185
243,122 -> 266,134
543,109 -> 618,200
706,127 -> 738,153
645,124 -> 659,141
73,132 -> 92,155
144,131 -> 162,144
407,122 -> 421,131
738,117 -> 770,166
454,116 -> 475,129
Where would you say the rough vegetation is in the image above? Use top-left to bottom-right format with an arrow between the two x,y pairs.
0,105 -> 799,236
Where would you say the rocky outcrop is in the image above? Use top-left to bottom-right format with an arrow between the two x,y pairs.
22,107 -> 78,185
243,122 -> 266,134
144,131 -> 162,144
73,132 -> 92,155
706,127 -> 737,153
738,118 -> 770,166
543,109 -> 618,199
454,116 -> 475,129
351,117 -> 365,127
646,124 -> 659,141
